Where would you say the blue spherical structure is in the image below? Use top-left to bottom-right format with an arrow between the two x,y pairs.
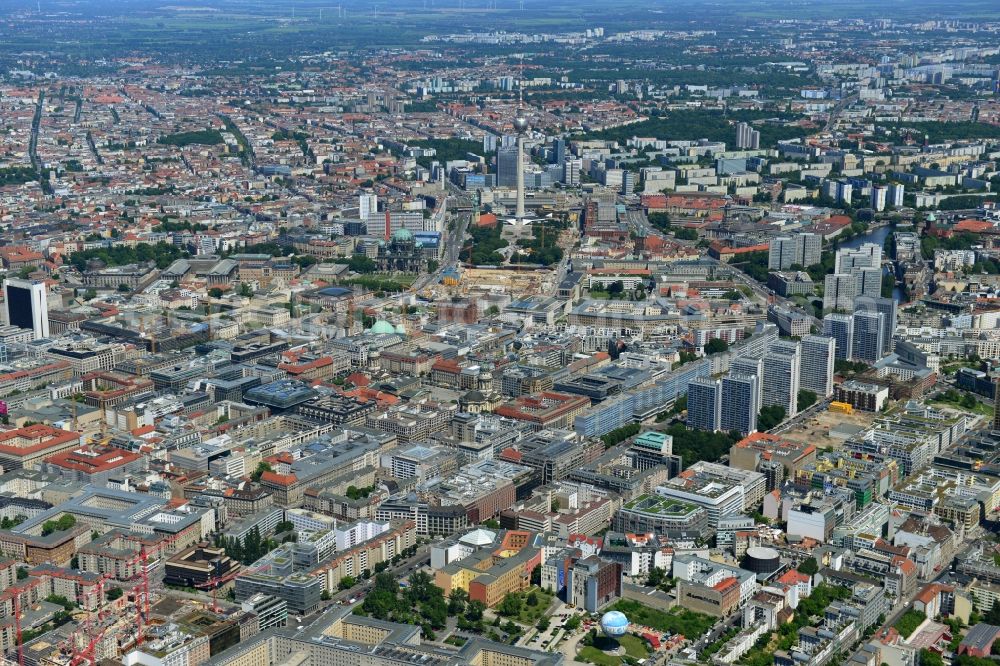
599,610 -> 629,638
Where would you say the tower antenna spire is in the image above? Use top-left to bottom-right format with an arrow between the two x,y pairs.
512,54 -> 529,224
518,53 -> 524,108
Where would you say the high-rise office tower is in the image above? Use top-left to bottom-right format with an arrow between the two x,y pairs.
687,377 -> 722,432
888,183 -> 905,208
823,313 -> 854,361
835,244 -> 881,273
826,244 -> 883,311
769,233 -> 822,270
800,335 -> 836,397
854,296 -> 897,355
852,310 -> 885,362
553,138 -> 567,166
822,179 -> 838,201
721,374 -> 759,436
736,122 -> 760,150
4,278 -> 48,341
731,356 -> 764,406
359,193 -> 378,220
621,170 -> 635,195
994,378 -> 1000,431
563,159 -> 582,187
824,273 -> 857,312
826,180 -> 854,205
799,233 -> 822,267
838,181 -> 853,206
856,267 -> 883,300
763,340 -> 801,418
496,145 -> 519,188
871,185 -> 887,212
768,236 -> 798,270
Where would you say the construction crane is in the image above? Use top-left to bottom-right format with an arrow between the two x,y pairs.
4,578 -> 44,666
69,626 -> 108,666
54,569 -> 120,666
116,532 -> 181,647
123,564 -> 152,649
67,570 -> 116,644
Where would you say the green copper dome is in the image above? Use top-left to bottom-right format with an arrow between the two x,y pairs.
369,320 -> 396,335
392,228 -> 414,242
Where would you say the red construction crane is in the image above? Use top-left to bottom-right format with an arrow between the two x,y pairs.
69,626 -> 107,666
124,562 -> 152,648
93,572 -> 115,619
12,593 -> 21,666
119,531 -> 183,635
4,578 -> 44,666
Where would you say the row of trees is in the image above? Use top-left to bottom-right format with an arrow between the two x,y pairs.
68,241 -> 188,272
340,275 -> 412,293
600,423 -> 640,449
663,423 -> 740,468
797,389 -> 817,412
215,526 -> 278,566
705,338 -> 729,355
757,405 -> 786,431
920,232 -> 981,259
462,224 -> 508,265
0,515 -> 26,530
345,485 -> 374,500
875,121 -> 1000,144
741,584 -> 853,666
0,167 -> 40,186
158,129 -> 224,146
511,221 -> 565,266
358,571 -> 452,639
41,514 -> 76,536
932,388 -> 982,410
336,545 -> 420,592
334,255 -> 378,273
409,139 -> 483,170
835,359 -> 870,375
152,220 -> 209,233
354,565 -> 536,644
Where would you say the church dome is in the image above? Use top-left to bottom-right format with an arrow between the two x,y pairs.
369,320 -> 396,335
463,390 -> 485,403
392,228 -> 414,242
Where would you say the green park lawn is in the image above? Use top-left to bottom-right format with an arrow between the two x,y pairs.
611,599 -> 714,638
577,634 -> 650,665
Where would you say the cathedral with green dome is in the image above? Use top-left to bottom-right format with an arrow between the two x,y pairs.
375,227 -> 424,272
368,319 -> 397,335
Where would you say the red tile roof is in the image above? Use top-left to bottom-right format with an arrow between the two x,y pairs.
45,446 -> 142,474
713,576 -> 739,593
260,471 -> 297,487
954,219 -> 993,233
0,424 -> 79,458
778,569 -> 810,585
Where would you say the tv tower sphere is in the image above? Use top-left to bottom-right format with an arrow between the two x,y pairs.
513,116 -> 529,133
